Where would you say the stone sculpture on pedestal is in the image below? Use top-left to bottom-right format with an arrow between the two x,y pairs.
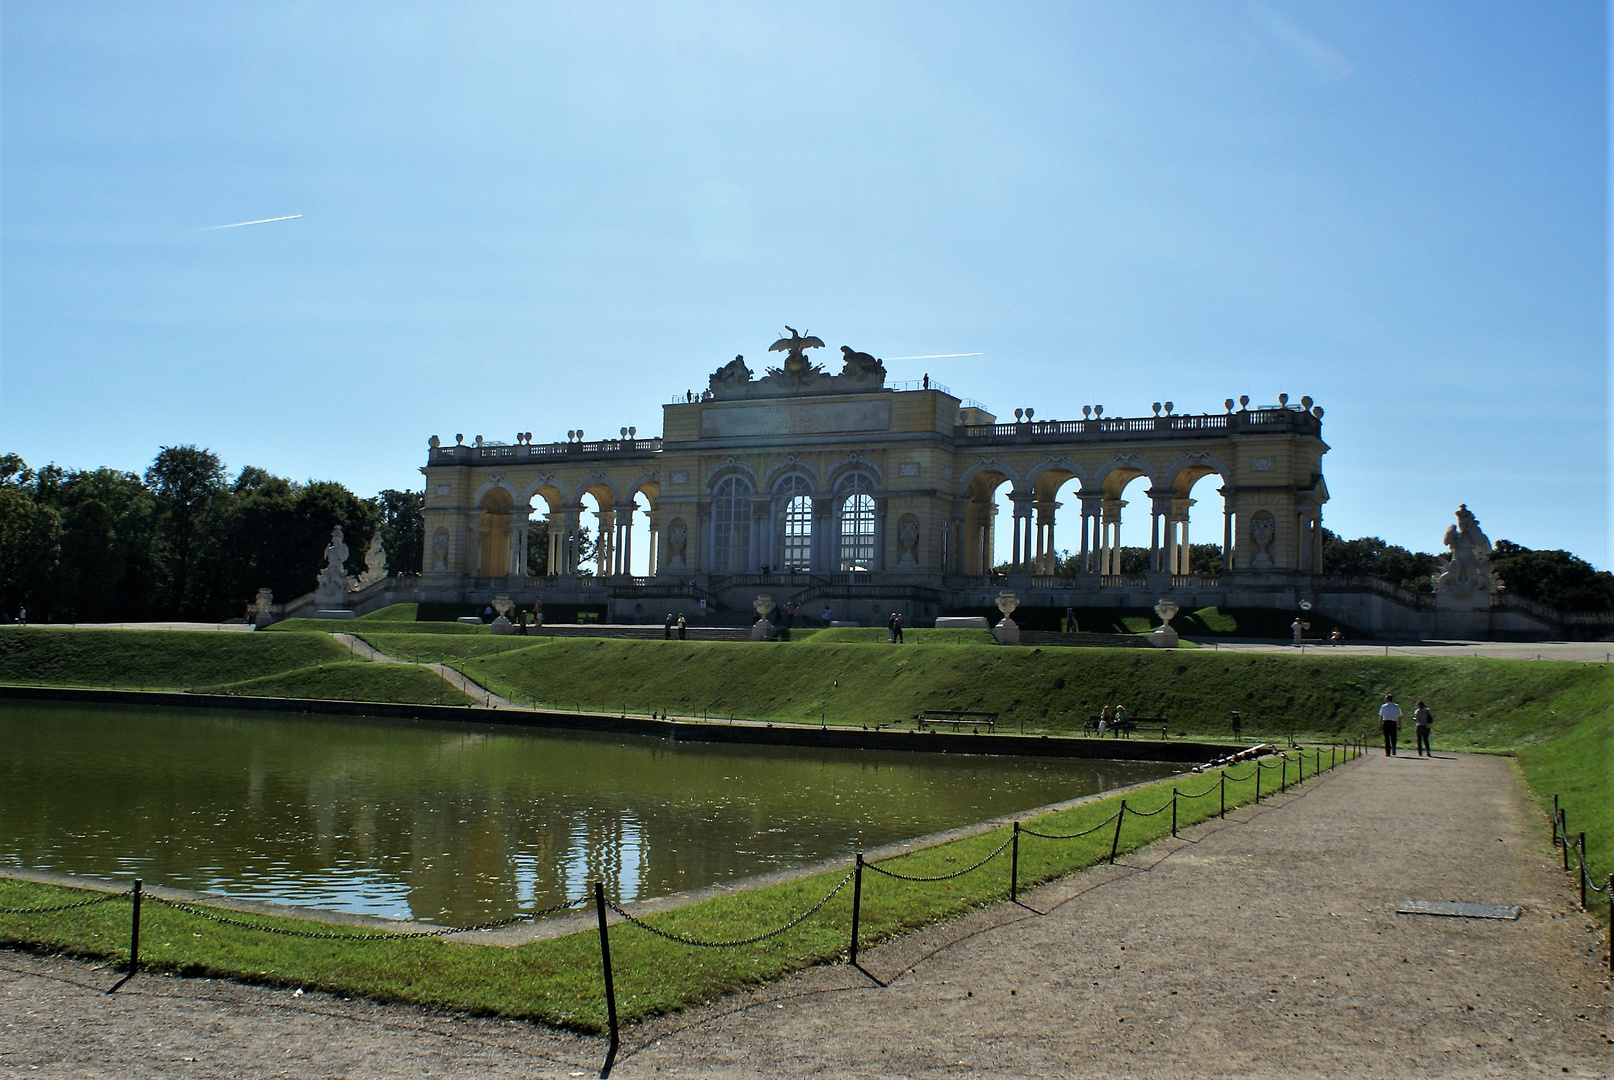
1433,504 -> 1499,638
1150,598 -> 1180,649
992,590 -> 1021,645
359,533 -> 388,587
314,526 -> 352,608
751,594 -> 777,641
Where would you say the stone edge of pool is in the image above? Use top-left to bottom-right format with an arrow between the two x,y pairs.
0,684 -> 1228,763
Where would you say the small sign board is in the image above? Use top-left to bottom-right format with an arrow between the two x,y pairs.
1397,900 -> 1521,920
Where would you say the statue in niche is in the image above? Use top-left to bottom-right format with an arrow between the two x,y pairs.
359,533 -> 388,586
315,525 -> 352,605
1249,512 -> 1276,569
839,345 -> 886,380
667,521 -> 688,568
1434,504 -> 1498,601
709,355 -> 752,394
432,528 -> 450,571
768,326 -> 826,375
896,516 -> 920,568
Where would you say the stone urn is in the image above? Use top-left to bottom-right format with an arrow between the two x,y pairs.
490,593 -> 516,636
993,590 -> 1021,645
1150,597 -> 1180,649
751,594 -> 778,641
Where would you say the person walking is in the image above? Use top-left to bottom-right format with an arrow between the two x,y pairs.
1378,693 -> 1402,756
887,611 -> 898,643
676,614 -> 686,640
1412,700 -> 1433,757
893,612 -> 904,643
1063,606 -> 1077,633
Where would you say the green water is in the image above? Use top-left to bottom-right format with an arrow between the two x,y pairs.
2,702 -> 1180,925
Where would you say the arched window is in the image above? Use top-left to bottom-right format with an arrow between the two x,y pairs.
775,475 -> 814,572
837,473 -> 876,571
710,475 -> 752,572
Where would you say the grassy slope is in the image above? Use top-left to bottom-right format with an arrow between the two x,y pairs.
0,756 -> 1318,1031
1517,709 -> 1613,890
266,617 -> 488,635
197,661 -> 473,705
406,635 -> 1605,749
0,628 -> 352,689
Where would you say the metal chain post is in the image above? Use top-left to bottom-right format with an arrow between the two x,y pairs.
1254,762 -> 1261,804
1171,789 -> 1178,838
1009,823 -> 1019,903
1220,770 -> 1226,819
1578,833 -> 1587,910
1563,812 -> 1571,872
1109,801 -> 1127,864
1552,795 -> 1560,847
594,881 -> 619,1079
849,854 -> 864,965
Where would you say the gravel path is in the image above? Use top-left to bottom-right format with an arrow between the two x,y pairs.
4,753 -> 1609,1078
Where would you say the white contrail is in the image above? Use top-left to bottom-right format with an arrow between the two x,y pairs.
883,352 -> 984,360
203,213 -> 303,230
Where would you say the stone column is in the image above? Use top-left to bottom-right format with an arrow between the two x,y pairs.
1078,492 -> 1102,573
1148,491 -> 1171,574
467,522 -> 481,578
813,497 -> 836,572
1100,498 -> 1125,576
1169,496 -> 1195,576
561,504 -> 583,575
617,501 -> 635,576
646,509 -> 660,576
750,499 -> 770,573
1222,497 -> 1234,572
1011,496 -> 1033,571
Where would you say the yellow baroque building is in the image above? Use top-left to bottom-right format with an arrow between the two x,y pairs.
416,339 -> 1336,627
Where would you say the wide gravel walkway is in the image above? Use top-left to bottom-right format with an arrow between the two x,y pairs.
3,753 -> 1609,1078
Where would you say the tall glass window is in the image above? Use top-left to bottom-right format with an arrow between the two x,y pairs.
777,475 -> 814,572
837,474 -> 876,571
710,475 -> 752,572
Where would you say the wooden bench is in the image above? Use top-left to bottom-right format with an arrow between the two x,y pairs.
916,710 -> 998,731
1083,716 -> 1168,739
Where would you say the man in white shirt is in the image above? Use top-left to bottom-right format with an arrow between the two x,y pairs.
1378,693 -> 1402,757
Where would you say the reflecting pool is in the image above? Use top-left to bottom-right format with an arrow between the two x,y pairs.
2,702 -> 1181,924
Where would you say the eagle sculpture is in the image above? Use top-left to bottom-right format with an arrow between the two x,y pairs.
768,326 -> 826,374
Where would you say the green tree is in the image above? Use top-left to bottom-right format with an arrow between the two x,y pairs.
145,446 -> 228,617
1490,540 -> 1614,612
1320,530 -> 1442,593
377,489 -> 424,575
45,468 -> 157,621
0,458 -> 61,618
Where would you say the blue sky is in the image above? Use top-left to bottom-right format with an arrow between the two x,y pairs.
2,2 -> 1607,567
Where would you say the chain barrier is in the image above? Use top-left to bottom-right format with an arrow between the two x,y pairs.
1548,795 -> 1610,973
1175,783 -> 1218,799
1222,768 -> 1256,782
0,891 -> 127,915
1123,801 -> 1172,818
865,834 -> 1014,882
148,894 -> 589,941
606,869 -> 854,948
1020,809 -> 1122,841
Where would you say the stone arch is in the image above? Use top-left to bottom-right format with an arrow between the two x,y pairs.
475,486 -> 517,578
956,458 -> 1020,497
471,477 -> 523,509
1162,452 -> 1231,495
706,458 -> 759,491
1026,457 -> 1089,500
521,478 -> 567,513
764,455 -> 820,492
825,454 -> 882,494
1092,455 -> 1157,497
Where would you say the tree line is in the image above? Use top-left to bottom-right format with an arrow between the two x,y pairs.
0,448 -> 423,622
3,446 -> 1609,620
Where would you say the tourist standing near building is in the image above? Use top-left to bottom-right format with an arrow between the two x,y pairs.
1378,694 -> 1402,756
676,614 -> 686,640
1412,700 -> 1433,756
664,613 -> 674,639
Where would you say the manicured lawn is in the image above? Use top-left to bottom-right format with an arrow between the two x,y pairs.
440,637 -> 1604,749
198,661 -> 474,705
0,628 -> 351,689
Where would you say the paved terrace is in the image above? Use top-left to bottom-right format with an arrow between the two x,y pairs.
3,752 -> 1608,1078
